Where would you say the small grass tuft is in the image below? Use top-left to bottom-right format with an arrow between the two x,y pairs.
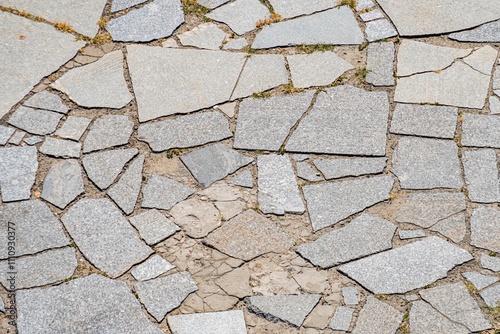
282,83 -> 304,94
296,44 -> 334,54
489,251 -> 497,257
339,0 -> 357,9
97,17 -> 108,28
54,21 -> 76,34
182,0 -> 210,16
256,13 -> 282,28
251,91 -> 271,98
355,67 -> 369,81
398,311 -> 410,334
277,147 -> 286,155
166,149 -> 183,159
89,31 -> 112,45
358,41 -> 369,51
465,280 -> 479,296
375,294 -> 388,300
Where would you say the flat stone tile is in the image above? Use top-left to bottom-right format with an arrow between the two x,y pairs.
481,254 -> 500,272
268,0 -> 334,19
170,198 -> 221,238
296,161 -> 322,182
462,149 -> 500,203
207,0 -> 269,35
61,198 -> 152,278
131,255 -> 175,281
0,126 -> 14,145
342,287 -> 359,305
480,284 -> 500,307
313,157 -> 386,180
329,306 -> 354,331
54,116 -> 92,141
39,137 -> 81,158
83,115 -> 133,153
230,170 -> 253,188
365,19 -> 398,42
24,91 -> 68,114
0,146 -> 37,202
462,272 -> 498,291
108,156 -> 145,214
366,42 -> 395,86
351,296 -> 402,334
129,209 -> 180,245
470,206 -> 500,253
449,19 -> 500,42
178,23 -> 227,49
410,300 -> 469,334
142,175 -> 194,210
302,175 -> 394,231
111,0 -> 148,12
23,136 -> 42,145
168,310 -> 247,334
8,106 -> 63,135
339,236 -> 473,294
41,159 -> 84,209
399,229 -> 426,239
360,9 -> 384,21
461,113 -> 500,148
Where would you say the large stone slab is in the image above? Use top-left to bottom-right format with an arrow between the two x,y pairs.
410,300 -> 469,334
302,175 -> 394,231
61,198 -> 152,277
252,7 -> 364,49
366,42 -> 395,86
450,19 -> 500,42
351,296 -> 402,334
54,116 -> 92,141
462,149 -> 500,203
83,115 -> 134,153
204,210 -> 293,261
142,175 -> 194,210
339,236 -> 473,294
461,113 -> 500,148
168,311 -> 247,334
297,214 -> 396,268
268,0 -> 334,19
8,106 -> 63,135
131,255 -> 175,281
287,85 -> 389,155
129,209 -> 180,245
0,146 -> 37,202
312,157 -> 386,180
16,275 -> 163,334
24,91 -> 68,114
207,0 -> 269,35
39,137 -> 81,158
41,159 -> 84,209
470,206 -> 500,253
108,156 -> 145,214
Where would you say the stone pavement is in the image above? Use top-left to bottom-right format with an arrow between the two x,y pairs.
0,0 -> 499,333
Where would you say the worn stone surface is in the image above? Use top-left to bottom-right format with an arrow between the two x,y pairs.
296,162 -> 322,182
293,268 -> 329,294
342,287 -> 359,305
54,116 -> 92,141
462,272 -> 498,290
470,206 -> 500,253
39,137 -> 81,158
302,175 -> 394,231
129,209 -> 180,245
83,115 -> 134,153
366,42 -> 395,86
230,170 -> 253,188
339,237 -> 473,294
462,149 -> 500,203
8,106 -> 62,135
480,284 -> 500,307
207,0 -> 269,35
297,214 -> 396,268
131,255 -> 175,281
0,146 -> 38,202
205,210 -> 293,261
351,296 -> 402,334
365,19 -> 398,42
303,304 -> 335,329
111,0 -> 148,12
24,91 -> 68,114
257,154 -> 305,215
252,7 -> 364,49
0,126 -> 14,145
313,157 -> 386,180
178,23 -> 227,49
287,85 -> 389,155
168,310 -> 247,334
360,9 -> 384,22
215,266 -> 252,298
410,300 -> 469,334
61,198 -> 152,278
108,156 -> 144,214
170,198 -> 220,238
41,159 -> 84,209
142,175 -> 194,210
449,19 -> 500,42
461,113 -> 500,148
399,229 -> 426,239
481,254 -> 500,272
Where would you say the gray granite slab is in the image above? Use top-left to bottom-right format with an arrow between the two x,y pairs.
302,175 -> 394,231
470,206 -> 500,253
178,23 -> 227,50
8,130 -> 26,145
360,9 -> 385,22
297,214 -> 396,268
0,126 -> 14,145
461,113 -> 500,148
16,275 -> 163,334
356,0 -> 375,11
8,106 -> 63,135
230,170 -> 253,188
135,271 -> 198,322
0,146 -> 38,202
410,300 -> 469,334
223,37 -> 247,50
481,254 -> 500,272
449,19 -> 500,42
365,19 -> 397,42
480,284 -> 500,307
296,161 -> 322,182
399,229 -> 426,239
83,115 -> 133,153
142,175 -> 194,210
23,136 -> 41,145
24,91 -> 68,114
430,212 -> 466,243
0,200 -> 70,259
207,0 -> 269,35
462,272 -> 498,291
108,156 -> 144,214
39,137 -> 81,158
490,96 -> 500,114
107,0 -> 184,42
54,116 -> 92,141
41,159 -> 84,209
462,149 -> 500,203
268,0 -> 334,19
339,236 -> 473,294
351,296 -> 402,334
246,294 -> 321,327
366,42 -> 395,86
111,0 -> 148,12
313,157 -> 386,180
287,85 -> 389,155
131,255 -> 175,281
329,306 -> 354,331
257,154 -> 305,215
168,310 -> 247,334
342,287 -> 359,305
129,209 -> 180,245
197,0 -> 230,8
61,198 -> 152,278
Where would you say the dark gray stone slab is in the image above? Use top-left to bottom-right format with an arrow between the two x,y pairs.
230,170 -> 253,188
470,206 -> 500,253
365,19 -> 398,42
129,209 -> 180,245
83,115 -> 134,153
0,126 -> 14,145
449,19 -> 500,42
142,175 -> 194,210
410,300 -> 469,334
54,116 -> 92,141
111,0 -> 148,12
131,255 -> 175,281
462,272 -> 498,290
462,149 -> 500,203
108,156 -> 144,214
168,310 -> 247,334
351,297 -> 402,334
41,159 -> 84,209
462,113 -> 500,148
313,157 -> 386,180
39,137 -> 81,158
8,106 -> 63,135
207,0 -> 269,35
329,306 -> 354,331
0,146 -> 38,202
366,42 -> 395,86
24,91 -> 68,114
480,284 -> 500,307
481,254 -> 500,272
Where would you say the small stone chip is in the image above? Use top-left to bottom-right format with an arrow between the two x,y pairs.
131,255 -> 175,281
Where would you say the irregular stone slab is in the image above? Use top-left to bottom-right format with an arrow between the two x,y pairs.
8,130 -> 26,145
490,96 -> 500,114
107,0 -> 184,42
8,106 -> 63,135
296,161 -> 322,182
178,23 -> 227,49
180,144 -> 253,188
430,212 -> 466,243
461,113 -> 500,148
0,248 -> 77,290
39,137 -> 81,158
197,0 -> 230,8
111,0 -> 148,12
16,275 -> 163,334
131,255 -> 175,281
135,271 -> 198,322
410,300 -> 469,334
0,146 -> 37,202
366,42 -> 395,86
420,282 -> 491,332
215,266 -> 252,298
0,12 -> 84,119
392,137 -> 462,189
83,115 -> 134,153
297,214 -> 396,268
342,287 -> 359,305
481,254 -> 500,272
24,91 -> 68,114
449,19 -> 500,42
396,192 -> 466,228
24,136 -> 42,145
376,0 -> 500,36
287,85 -> 389,155
339,236 -> 473,294
268,0 -> 333,19
287,52 -> 353,88
302,175 -> 394,231
246,294 -> 321,327
252,7 -> 364,49
230,170 -> 253,188
61,198 -> 152,278
205,209 -> 293,261
129,209 -> 180,245
480,284 -> 500,307
0,126 -> 14,145
399,229 -> 426,239
108,156 -> 144,214
170,199 -> 220,238
207,0 -> 269,35
313,157 -> 386,180
462,149 -> 500,203
351,297 -> 402,334
168,310 -> 247,334
138,111 -> 232,151
52,51 -> 132,109
329,306 -> 354,331
257,154 -> 305,215
365,19 -> 398,42
234,91 -> 314,151
390,104 -> 457,139
83,148 -> 138,190
462,272 -> 498,290
360,9 -> 384,22
127,45 -> 246,121
41,159 -> 84,209
223,37 -> 247,50
470,206 -> 500,253
0,200 -> 70,259
142,175 -> 194,210
54,116 -> 92,141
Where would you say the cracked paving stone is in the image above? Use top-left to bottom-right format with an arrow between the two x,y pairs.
215,266 -> 252,298
352,296 -> 402,334
399,229 -> 426,240
16,274 -> 163,334
297,214 -> 396,268
108,156 -> 145,214
268,0 -> 334,19
481,254 -> 500,272
365,19 -> 398,42
470,206 -> 500,253
24,91 -> 68,114
329,306 -> 353,331
360,9 -> 384,22
410,300 -> 469,334
286,85 -> 389,155
0,126 -> 14,145
39,137 -> 81,158
204,209 -> 293,261
170,198 -> 220,238
342,287 -> 359,305
366,42 -> 395,86
168,310 -> 247,334
432,213 -> 467,243
107,0 -> 184,42
61,198 -> 152,278
257,154 -> 305,215
8,106 -> 63,135
462,272 -> 499,291
302,175 -> 394,231
0,146 -> 37,202
462,149 -> 500,203
83,115 -> 134,153
129,209 -> 180,245
0,248 -> 77,290
142,175 -> 194,210
312,157 -> 386,180
83,148 -> 138,190
230,170 -> 253,188
111,0 -> 148,12
131,254 -> 175,281
41,159 -> 84,209
246,294 -> 321,328
461,113 -> 500,148
52,51 -> 133,109
449,19 -> 500,42
0,200 -> 70,259
178,23 -> 227,50
252,7 -> 363,49
54,116 -> 92,142
292,268 -> 329,294
296,161 -> 322,182
207,0 -> 269,35
480,284 -> 500,307
135,271 -> 198,322
180,143 -> 253,188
